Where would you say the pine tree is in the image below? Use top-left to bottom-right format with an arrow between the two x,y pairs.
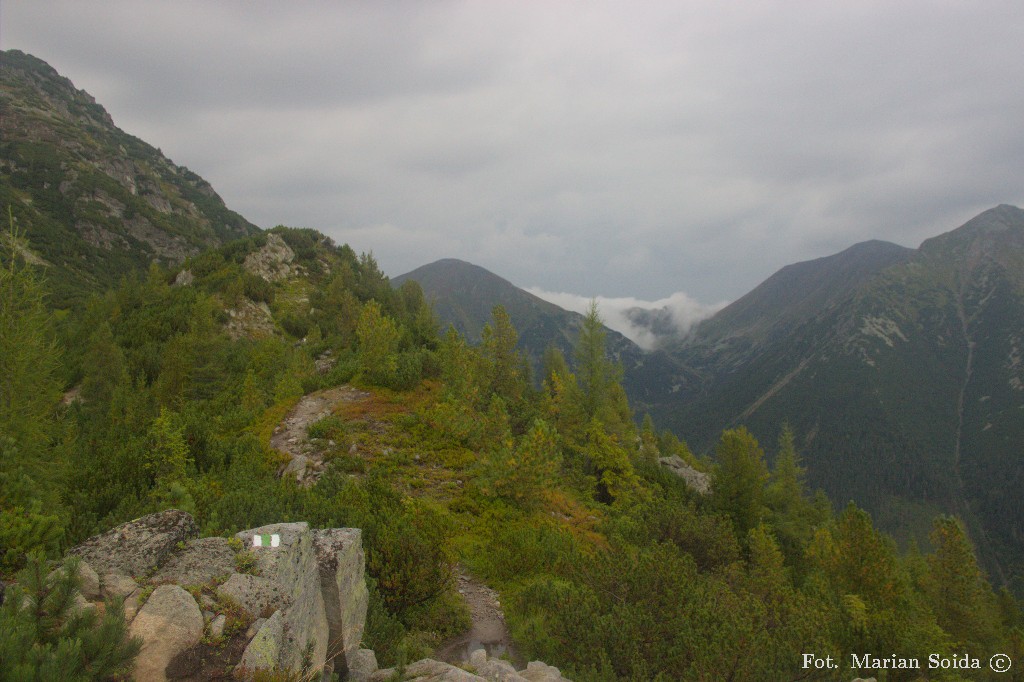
765,424 -> 818,569
79,323 -> 126,409
0,555 -> 142,680
0,225 -> 62,483
356,300 -> 400,386
0,222 -> 66,568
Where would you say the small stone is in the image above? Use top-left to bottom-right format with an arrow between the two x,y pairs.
470,647 -> 488,668
122,588 -> 142,622
246,617 -> 266,639
77,561 -> 102,600
210,613 -> 227,638
102,573 -> 138,599
348,648 -> 378,681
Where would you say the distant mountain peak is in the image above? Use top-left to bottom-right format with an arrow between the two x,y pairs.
918,204 -> 1024,274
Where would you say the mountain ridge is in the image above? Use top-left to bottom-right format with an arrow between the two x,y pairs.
656,204 -> 1024,588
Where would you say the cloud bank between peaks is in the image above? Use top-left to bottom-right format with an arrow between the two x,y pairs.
527,288 -> 727,351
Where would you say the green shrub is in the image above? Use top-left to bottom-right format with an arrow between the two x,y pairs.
307,415 -> 345,441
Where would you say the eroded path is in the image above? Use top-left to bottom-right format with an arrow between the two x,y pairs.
271,385 -> 369,486
436,565 -> 520,666
272,384 -> 520,664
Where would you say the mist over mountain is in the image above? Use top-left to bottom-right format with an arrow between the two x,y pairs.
524,288 -> 725,350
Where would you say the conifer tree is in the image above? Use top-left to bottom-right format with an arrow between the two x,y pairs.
0,223 -> 66,568
925,516 -> 1002,651
79,323 -> 126,410
766,424 -> 818,569
0,555 -> 142,679
711,427 -> 769,541
0,227 -> 62,483
574,302 -> 631,438
356,300 -> 400,386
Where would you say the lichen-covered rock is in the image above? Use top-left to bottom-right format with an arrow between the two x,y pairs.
404,658 -> 484,681
313,527 -> 369,673
128,584 -> 203,682
69,510 -> 198,578
478,658 -> 528,682
348,648 -> 378,682
101,572 -> 139,600
239,609 -> 285,672
153,536 -> 235,586
210,613 -> 227,638
217,572 -> 286,618
469,648 -> 487,669
521,661 -> 566,682
235,522 -> 329,673
122,588 -> 143,623
73,560 -> 101,600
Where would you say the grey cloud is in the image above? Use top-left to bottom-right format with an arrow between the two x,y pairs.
4,1 -> 1023,304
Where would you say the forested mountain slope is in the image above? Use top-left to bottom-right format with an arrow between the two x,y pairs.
0,50 -> 259,307
659,205 -> 1024,591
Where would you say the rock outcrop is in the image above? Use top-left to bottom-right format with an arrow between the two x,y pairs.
64,510 -> 570,681
244,232 -> 296,282
69,508 -> 199,578
66,510 -> 367,681
658,455 -> 711,494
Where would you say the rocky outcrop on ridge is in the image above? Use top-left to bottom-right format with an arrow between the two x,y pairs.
63,509 -> 572,681
243,232 -> 296,282
65,510 -> 368,681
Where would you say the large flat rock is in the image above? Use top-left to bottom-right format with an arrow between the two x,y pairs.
152,536 -> 236,586
70,510 -> 198,578
235,522 -> 329,673
313,527 -> 369,674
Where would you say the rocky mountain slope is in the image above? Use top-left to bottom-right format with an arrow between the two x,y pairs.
0,50 -> 259,306
658,205 -> 1024,589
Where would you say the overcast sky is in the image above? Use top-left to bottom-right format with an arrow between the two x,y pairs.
4,2 -> 1023,316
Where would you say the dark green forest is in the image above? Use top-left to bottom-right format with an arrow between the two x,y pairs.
2,226 -> 1023,680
